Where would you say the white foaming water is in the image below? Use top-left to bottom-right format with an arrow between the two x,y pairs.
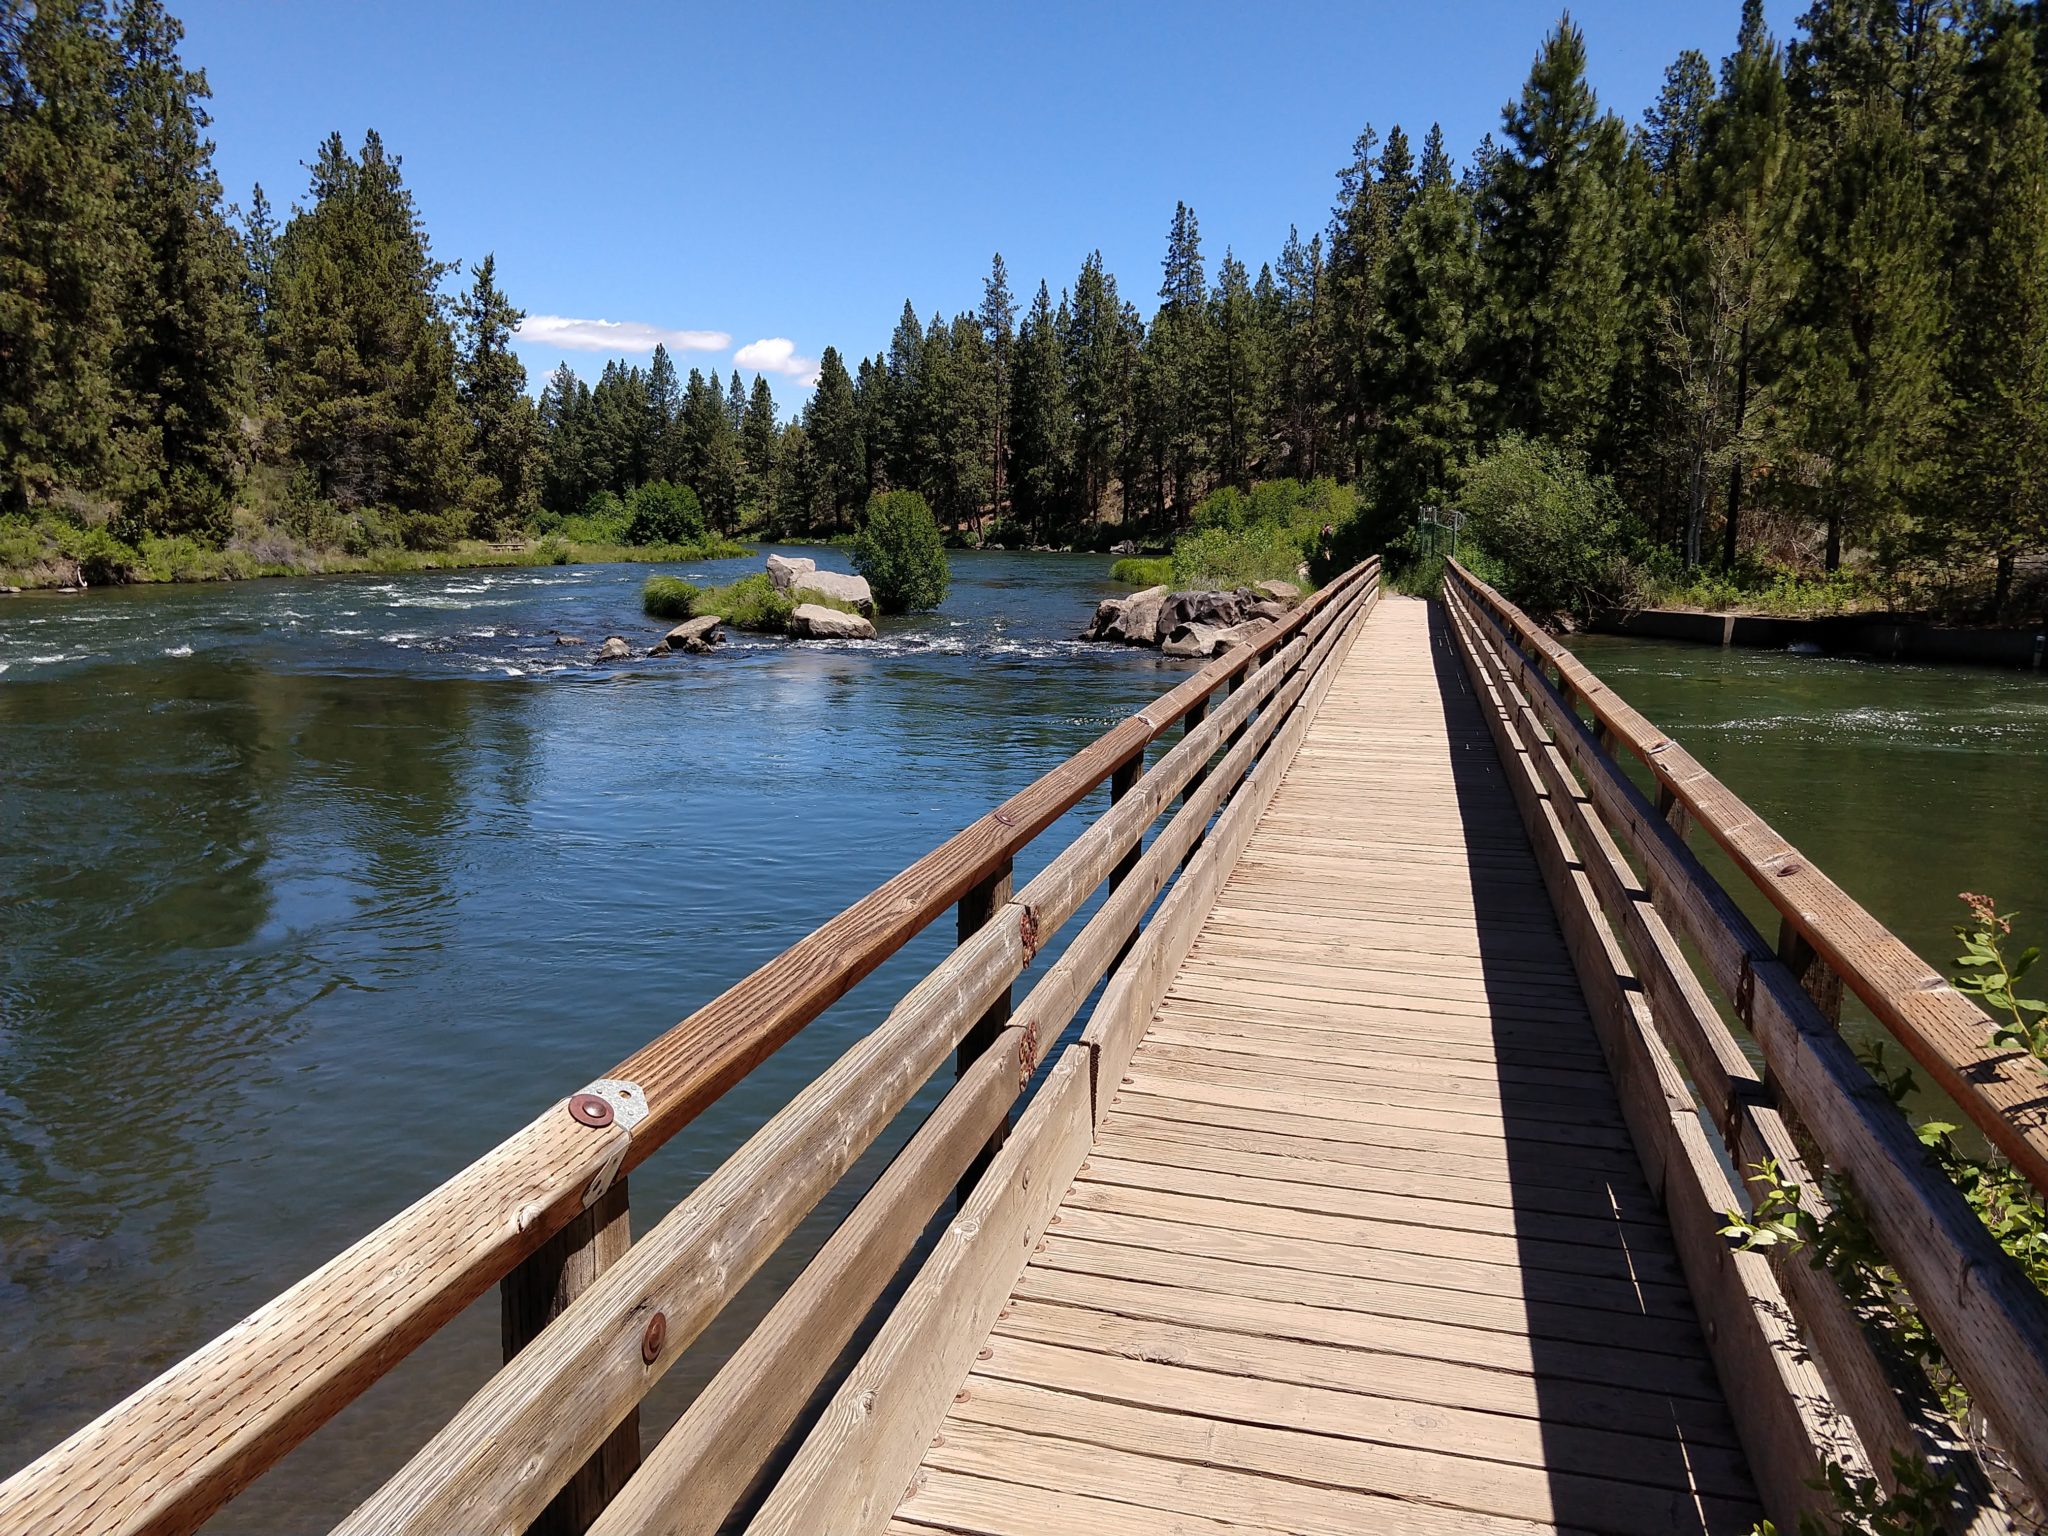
163,644 -> 194,657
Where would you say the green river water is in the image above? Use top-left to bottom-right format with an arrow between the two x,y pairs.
1,566 -> 2043,1530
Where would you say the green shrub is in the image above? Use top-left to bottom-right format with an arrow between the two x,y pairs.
1171,521 -> 1305,590
539,534 -> 572,565
1454,434 -> 1631,621
1109,555 -> 1173,586
853,489 -> 950,613
625,481 -> 706,547
560,491 -> 631,546
642,575 -> 700,619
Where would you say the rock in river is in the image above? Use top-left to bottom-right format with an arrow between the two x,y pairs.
658,615 -> 724,654
1253,579 -> 1302,606
596,636 -> 632,661
765,554 -> 816,591
792,568 -> 874,613
789,602 -> 876,640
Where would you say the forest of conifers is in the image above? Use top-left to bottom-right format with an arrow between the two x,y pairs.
5,0 -> 2047,615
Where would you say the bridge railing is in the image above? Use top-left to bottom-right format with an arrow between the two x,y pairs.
1444,558 -> 2048,1526
0,558 -> 1379,1536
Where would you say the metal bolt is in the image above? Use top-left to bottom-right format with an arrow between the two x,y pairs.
977,1347 -> 993,1361
568,1093 -> 614,1129
641,1311 -> 667,1363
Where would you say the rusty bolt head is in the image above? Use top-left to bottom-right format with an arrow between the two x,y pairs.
641,1311 -> 667,1363
568,1093 -> 614,1129
977,1346 -> 993,1361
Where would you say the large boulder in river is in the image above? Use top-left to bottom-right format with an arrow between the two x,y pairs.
1165,590 -> 1244,630
1254,579 -> 1302,607
1246,599 -> 1292,622
765,554 -> 817,591
659,615 -> 723,654
789,602 -> 876,640
1160,622 -> 1224,659
596,636 -> 632,661
792,569 -> 875,614
1091,584 -> 1170,645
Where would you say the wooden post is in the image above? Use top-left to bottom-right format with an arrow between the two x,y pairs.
955,859 -> 1015,1203
499,1179 -> 637,1536
1656,782 -> 1693,843
1777,916 -> 1845,1024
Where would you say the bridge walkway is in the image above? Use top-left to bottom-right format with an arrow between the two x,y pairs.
888,596 -> 1763,1536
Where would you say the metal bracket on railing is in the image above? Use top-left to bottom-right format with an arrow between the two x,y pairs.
568,1078 -> 648,1208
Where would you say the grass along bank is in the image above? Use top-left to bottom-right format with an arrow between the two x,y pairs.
0,512 -> 748,593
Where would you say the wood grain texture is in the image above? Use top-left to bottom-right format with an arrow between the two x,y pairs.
891,596 -> 1765,1536
1448,560 -> 2048,1196
1450,566 -> 2048,1501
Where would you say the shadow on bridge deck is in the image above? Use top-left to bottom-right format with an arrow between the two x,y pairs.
888,594 -> 1759,1535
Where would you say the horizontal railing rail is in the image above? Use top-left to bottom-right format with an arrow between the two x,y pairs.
1444,558 -> 2047,1524
0,559 -> 1379,1536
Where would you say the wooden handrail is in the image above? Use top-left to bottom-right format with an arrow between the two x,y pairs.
0,560 -> 1379,1536
1444,561 -> 2048,1506
1447,559 -> 2048,1198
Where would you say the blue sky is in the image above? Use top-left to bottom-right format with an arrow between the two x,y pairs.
179,0 -> 1752,411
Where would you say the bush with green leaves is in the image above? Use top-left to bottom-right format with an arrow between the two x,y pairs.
559,491 -> 631,547
1453,434 -> 1634,621
853,490 -> 950,613
683,572 -> 858,632
1170,477 -> 1357,590
625,481 -> 706,547
1171,521 -> 1304,589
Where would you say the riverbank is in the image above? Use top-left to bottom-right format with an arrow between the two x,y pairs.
1592,606 -> 2048,670
0,518 -> 750,594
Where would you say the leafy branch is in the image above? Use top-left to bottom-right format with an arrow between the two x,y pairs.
1954,892 -> 2048,1062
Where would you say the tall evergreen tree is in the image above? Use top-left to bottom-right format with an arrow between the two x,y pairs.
644,343 -> 679,480
1375,164 -> 1487,520
0,0 -> 127,509
1207,250 -> 1267,490
538,361 -> 593,516
1272,225 -> 1329,478
979,253 -> 1017,524
1326,125 -> 1392,476
106,0 -> 251,536
267,130 -> 471,542
1483,17 -> 1629,450
1942,2 -> 2048,612
801,346 -> 863,530
1149,203 -> 1211,514
1066,252 -> 1131,522
454,254 -> 537,535
741,373 -> 778,512
1008,281 -> 1072,540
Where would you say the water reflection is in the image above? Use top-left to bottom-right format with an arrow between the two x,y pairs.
0,552 -> 1171,1527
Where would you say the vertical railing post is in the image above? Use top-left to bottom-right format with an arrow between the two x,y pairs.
1776,916 -> 1845,1023
500,1179 -> 638,1536
955,858 -> 1014,1203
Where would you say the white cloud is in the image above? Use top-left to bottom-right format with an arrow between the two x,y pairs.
516,315 -> 731,356
734,337 -> 820,387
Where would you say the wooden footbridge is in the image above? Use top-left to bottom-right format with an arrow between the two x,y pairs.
8,559 -> 2048,1535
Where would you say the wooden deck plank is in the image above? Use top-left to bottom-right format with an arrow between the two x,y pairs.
892,596 -> 1761,1535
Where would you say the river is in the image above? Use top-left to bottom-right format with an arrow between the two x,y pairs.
2,570 -> 2043,1529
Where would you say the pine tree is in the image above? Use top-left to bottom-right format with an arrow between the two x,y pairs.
0,0 -> 127,509
538,361 -> 593,517
1375,166 -> 1487,522
979,253 -> 1017,524
881,298 -> 925,488
241,182 -> 276,338
742,373 -> 778,514
1702,0 -> 1805,567
1067,252 -> 1130,523
1008,281 -> 1072,540
106,0 -> 251,538
267,130 -> 471,543
724,368 -> 746,433
1789,0 -> 1954,568
1483,17 -> 1629,450
1326,125 -> 1391,476
644,343 -> 679,480
801,346 -> 863,530
1942,2 -> 2048,613
455,254 -> 537,535
1150,203 -> 1211,514
1272,225 -> 1329,478
1206,250 -> 1267,490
